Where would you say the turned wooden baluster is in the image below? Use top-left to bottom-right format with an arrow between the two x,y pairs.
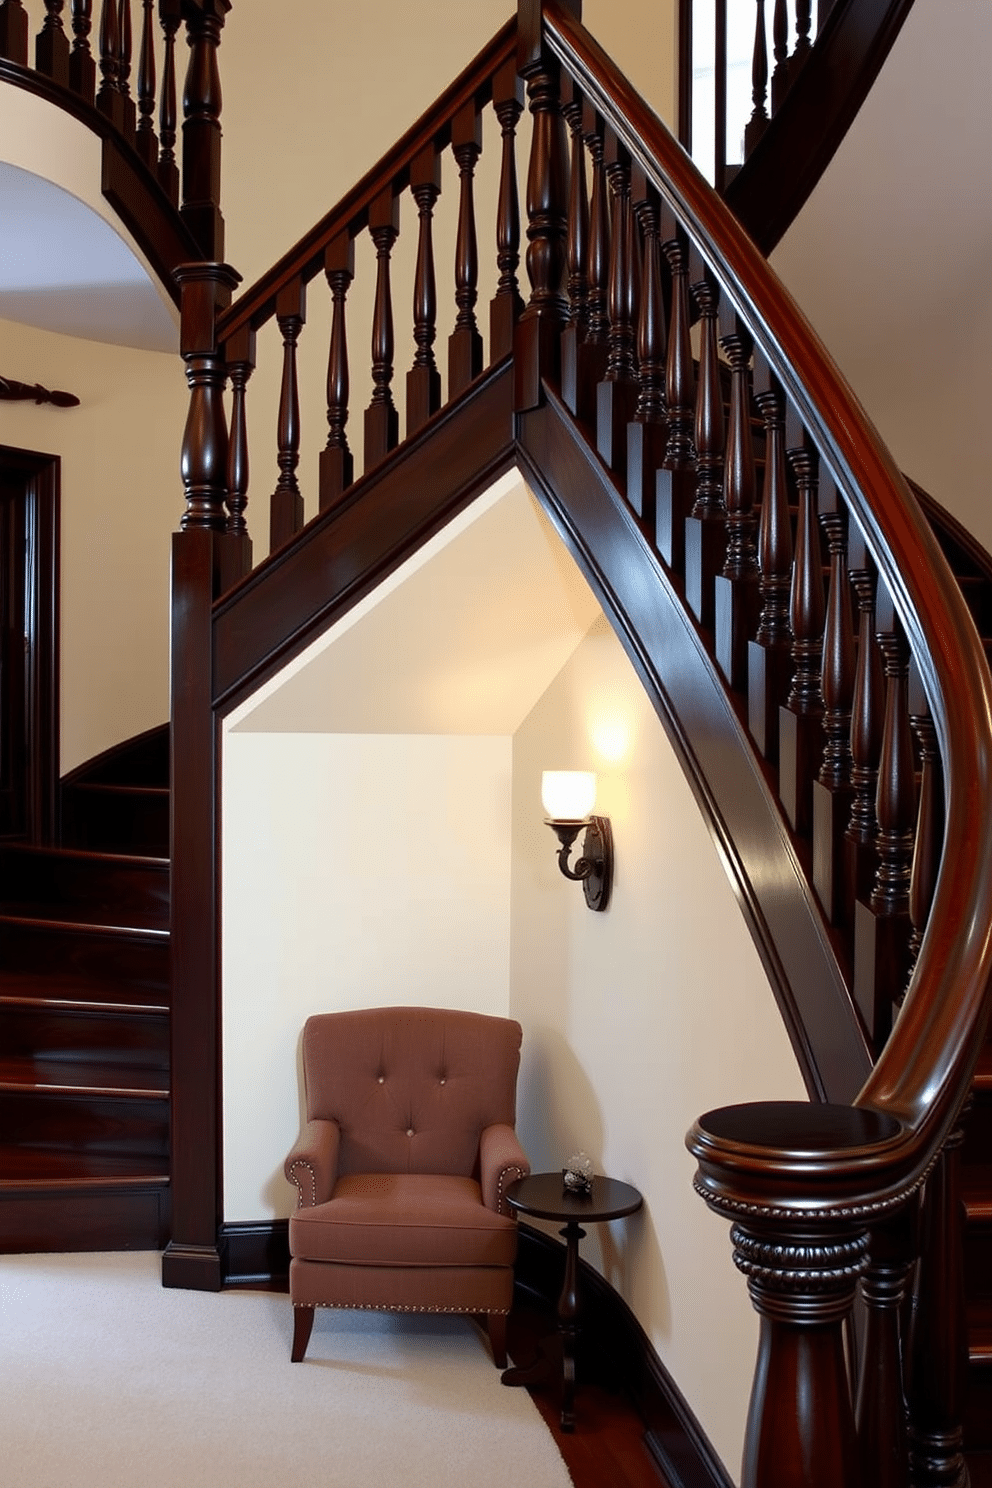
596,137 -> 639,476
69,1 -> 95,101
854,1207 -> 914,1488
116,0 -> 136,140
319,232 -> 355,512
176,261 -> 239,532
269,278 -> 306,554
853,596 -> 916,1049
906,1121 -> 970,1488
37,2 -> 71,88
683,268 -> 725,630
844,548 -> 885,927
779,436 -> 824,836
135,0 -> 157,170
714,322 -> 759,688
514,9 -> 570,413
157,0 -> 180,206
771,0 -> 791,111
812,482 -> 856,925
790,0 -> 813,88
365,187 -> 401,469
181,0 -> 229,261
490,56 -> 525,361
563,103 -> 609,427
625,168 -> 667,528
407,146 -> 441,438
449,101 -> 484,398
223,323 -> 254,559
655,224 -> 696,575
0,1 -> 29,65
96,0 -> 122,128
748,371 -> 794,762
744,0 -> 769,156
559,74 -> 589,415
906,673 -> 943,987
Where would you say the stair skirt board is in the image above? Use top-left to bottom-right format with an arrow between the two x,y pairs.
218,1219 -> 733,1488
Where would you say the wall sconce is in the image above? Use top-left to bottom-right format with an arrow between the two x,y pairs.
541,770 -> 613,912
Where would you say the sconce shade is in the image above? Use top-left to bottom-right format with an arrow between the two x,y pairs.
541,770 -> 596,822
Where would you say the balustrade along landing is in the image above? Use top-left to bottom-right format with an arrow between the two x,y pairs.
167,3 -> 992,1483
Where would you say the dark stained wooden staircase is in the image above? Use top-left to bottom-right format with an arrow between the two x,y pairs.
0,726 -> 171,1252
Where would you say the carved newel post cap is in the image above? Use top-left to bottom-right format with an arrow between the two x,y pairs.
687,1100 -> 905,1220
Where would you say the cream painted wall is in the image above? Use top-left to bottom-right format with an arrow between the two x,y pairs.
510,614 -> 807,1477
0,317 -> 186,772
221,730 -> 513,1221
771,0 -> 992,553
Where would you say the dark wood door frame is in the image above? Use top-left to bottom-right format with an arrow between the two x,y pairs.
0,443 -> 59,845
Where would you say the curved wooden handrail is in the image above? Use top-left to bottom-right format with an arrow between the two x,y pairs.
725,0 -> 918,254
215,19 -> 517,345
545,0 -> 992,1197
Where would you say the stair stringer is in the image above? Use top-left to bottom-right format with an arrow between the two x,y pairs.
517,385 -> 871,1105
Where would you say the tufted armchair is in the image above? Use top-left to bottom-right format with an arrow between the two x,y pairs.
284,1006 -> 530,1366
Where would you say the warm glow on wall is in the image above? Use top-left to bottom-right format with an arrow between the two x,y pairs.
590,716 -> 631,764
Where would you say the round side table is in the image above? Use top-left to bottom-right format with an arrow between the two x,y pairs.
501,1171 -> 642,1431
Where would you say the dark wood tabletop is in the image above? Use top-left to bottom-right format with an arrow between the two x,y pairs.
505,1172 -> 643,1225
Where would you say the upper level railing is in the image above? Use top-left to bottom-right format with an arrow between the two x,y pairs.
170,3 -> 992,1479
0,0 -> 229,280
679,0 -> 918,251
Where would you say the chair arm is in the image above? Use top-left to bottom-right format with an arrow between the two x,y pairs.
285,1119 -> 340,1208
479,1124 -> 530,1215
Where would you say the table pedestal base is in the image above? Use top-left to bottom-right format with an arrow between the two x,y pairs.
502,1221 -> 585,1431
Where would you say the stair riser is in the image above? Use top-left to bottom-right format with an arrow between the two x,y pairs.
0,1186 -> 169,1253
0,1006 -> 168,1068
0,923 -> 168,992
967,1365 -> 992,1450
0,1091 -> 168,1158
964,1089 -> 992,1167
965,1220 -> 992,1301
61,786 -> 169,858
0,848 -> 168,925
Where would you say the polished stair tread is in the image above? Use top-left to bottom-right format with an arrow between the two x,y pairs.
0,904 -> 168,934
0,1146 -> 169,1186
0,972 -> 168,1012
0,1057 -> 168,1098
964,1167 -> 992,1221
971,1299 -> 992,1361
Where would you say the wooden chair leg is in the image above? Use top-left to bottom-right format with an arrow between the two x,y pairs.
291,1304 -> 315,1362
488,1311 -> 508,1369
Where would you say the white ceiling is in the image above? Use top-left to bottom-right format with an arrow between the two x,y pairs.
230,471 -> 603,736
0,160 -> 177,351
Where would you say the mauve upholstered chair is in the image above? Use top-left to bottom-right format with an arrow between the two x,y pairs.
284,1005 -> 531,1366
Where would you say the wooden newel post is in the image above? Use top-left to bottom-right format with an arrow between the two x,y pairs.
180,0 -> 230,261
166,257 -> 240,1294
688,1100 -> 905,1488
513,0 -> 579,412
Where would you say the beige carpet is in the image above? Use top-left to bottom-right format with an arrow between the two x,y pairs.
0,1251 -> 573,1488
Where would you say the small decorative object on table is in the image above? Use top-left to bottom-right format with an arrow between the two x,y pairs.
562,1151 -> 593,1193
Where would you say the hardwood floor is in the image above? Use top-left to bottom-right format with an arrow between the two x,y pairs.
507,1297 -> 668,1488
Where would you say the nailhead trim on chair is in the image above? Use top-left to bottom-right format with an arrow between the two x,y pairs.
496,1164 -> 527,1216
295,1301 -> 511,1315
288,1160 -> 318,1208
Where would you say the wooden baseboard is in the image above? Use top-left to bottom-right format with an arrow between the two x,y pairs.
219,1219 -> 289,1288
220,1217 -> 730,1487
514,1225 -> 733,1488
162,1240 -> 224,1291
